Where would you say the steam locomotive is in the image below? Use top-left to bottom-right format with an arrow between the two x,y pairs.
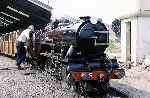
26,16 -> 125,95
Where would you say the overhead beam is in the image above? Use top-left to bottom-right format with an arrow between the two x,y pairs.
3,7 -> 49,28
0,20 -> 9,26
0,21 -> 26,34
12,4 -> 50,22
14,0 -> 51,20
28,0 -> 52,11
0,12 -> 20,21
2,8 -> 29,22
7,6 -> 30,18
10,5 -> 50,28
0,0 -> 16,12
0,13 -> 17,22
0,16 -> 13,24
0,0 -> 52,33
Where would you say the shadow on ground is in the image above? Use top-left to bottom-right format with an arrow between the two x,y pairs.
24,72 -> 36,75
110,81 -> 150,98
0,68 -> 11,70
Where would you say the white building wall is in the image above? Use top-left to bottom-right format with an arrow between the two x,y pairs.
139,0 -> 150,11
121,18 -> 138,63
115,0 -> 140,17
121,17 -> 150,63
137,17 -> 150,61
120,0 -> 150,63
131,18 -> 138,63
121,20 -> 127,62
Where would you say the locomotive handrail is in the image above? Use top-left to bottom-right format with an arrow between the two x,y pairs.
95,43 -> 109,45
94,31 -> 109,34
88,36 -> 98,39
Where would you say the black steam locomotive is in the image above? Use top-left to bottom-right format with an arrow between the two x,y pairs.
26,16 -> 125,95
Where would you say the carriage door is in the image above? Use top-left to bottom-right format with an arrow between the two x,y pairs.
126,21 -> 131,61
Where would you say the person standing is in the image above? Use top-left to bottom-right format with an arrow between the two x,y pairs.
16,25 -> 34,70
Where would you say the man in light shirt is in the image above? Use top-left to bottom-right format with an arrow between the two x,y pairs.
16,25 -> 34,70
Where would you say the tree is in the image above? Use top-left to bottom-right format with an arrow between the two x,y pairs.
112,19 -> 121,38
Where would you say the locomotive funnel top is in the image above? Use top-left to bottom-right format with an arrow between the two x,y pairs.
79,16 -> 91,21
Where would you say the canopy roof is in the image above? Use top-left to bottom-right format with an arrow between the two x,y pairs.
0,0 -> 52,34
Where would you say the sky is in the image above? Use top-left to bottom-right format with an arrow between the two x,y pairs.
39,0 -> 139,24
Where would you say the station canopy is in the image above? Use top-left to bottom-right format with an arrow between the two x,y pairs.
0,0 -> 52,34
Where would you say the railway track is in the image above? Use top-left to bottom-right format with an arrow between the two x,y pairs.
69,86 -> 130,98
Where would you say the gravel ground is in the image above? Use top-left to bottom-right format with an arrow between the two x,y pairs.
0,56 -> 78,98
1,56 -> 150,98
